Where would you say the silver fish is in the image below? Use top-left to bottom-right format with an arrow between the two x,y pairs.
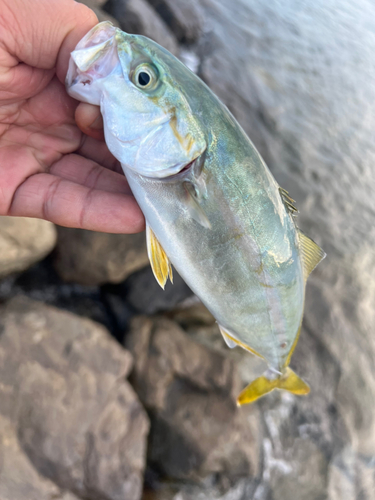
66,22 -> 325,405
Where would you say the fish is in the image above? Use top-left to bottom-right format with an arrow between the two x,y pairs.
66,22 -> 326,405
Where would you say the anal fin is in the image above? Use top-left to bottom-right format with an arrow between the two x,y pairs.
218,325 -> 264,359
218,324 -> 237,348
146,222 -> 173,289
237,367 -> 310,406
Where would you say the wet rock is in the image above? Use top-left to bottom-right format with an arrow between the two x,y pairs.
0,216 -> 56,279
125,316 -> 260,482
104,0 -> 179,55
54,227 -> 149,286
0,296 -> 149,500
121,265 -> 193,315
146,0 -> 204,43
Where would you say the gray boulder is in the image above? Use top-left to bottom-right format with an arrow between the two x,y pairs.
123,265 -> 193,315
0,296 -> 149,500
125,316 -> 260,482
105,0 -> 179,55
54,227 -> 149,285
0,216 -> 56,278
0,414 -> 82,500
146,0 -> 204,43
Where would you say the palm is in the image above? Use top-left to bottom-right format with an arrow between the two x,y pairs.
0,0 -> 144,233
1,77 -> 79,206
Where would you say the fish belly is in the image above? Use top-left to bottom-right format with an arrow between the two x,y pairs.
124,162 -> 304,372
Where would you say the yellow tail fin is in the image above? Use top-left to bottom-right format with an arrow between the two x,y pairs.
237,367 -> 310,406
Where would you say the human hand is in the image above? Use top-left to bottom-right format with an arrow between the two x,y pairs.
0,0 -> 144,233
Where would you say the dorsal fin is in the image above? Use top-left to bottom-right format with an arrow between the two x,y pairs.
279,187 -> 298,217
298,229 -> 326,281
146,222 -> 173,289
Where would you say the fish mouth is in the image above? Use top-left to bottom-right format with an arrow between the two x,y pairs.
66,21 -> 119,102
68,68 -> 94,88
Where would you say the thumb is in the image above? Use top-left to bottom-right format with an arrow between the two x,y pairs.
0,0 -> 98,100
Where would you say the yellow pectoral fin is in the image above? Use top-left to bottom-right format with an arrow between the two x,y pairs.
146,223 -> 173,289
237,368 -> 310,406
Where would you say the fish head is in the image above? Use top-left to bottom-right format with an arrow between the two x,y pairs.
66,22 -> 207,178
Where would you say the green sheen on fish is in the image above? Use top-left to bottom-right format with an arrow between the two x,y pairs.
66,22 -> 326,405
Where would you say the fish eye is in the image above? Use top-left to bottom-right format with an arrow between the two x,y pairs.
138,71 -> 150,86
132,64 -> 158,90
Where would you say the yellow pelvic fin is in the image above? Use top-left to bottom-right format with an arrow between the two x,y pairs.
298,229 -> 326,282
218,325 -> 264,359
237,367 -> 310,406
146,222 -> 173,289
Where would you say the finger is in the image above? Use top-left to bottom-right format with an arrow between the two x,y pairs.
1,1 -> 98,101
0,65 -> 55,103
75,102 -> 104,141
2,0 -> 98,75
77,135 -> 122,173
57,3 -> 99,82
9,172 -> 145,233
49,154 -> 131,194
75,105 -> 124,174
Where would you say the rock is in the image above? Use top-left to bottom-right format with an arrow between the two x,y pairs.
104,0 -> 179,55
146,0 -> 204,43
0,216 -> 56,279
54,227 -> 149,286
121,265 -> 193,315
125,316 -> 260,482
141,479 -> 258,500
0,414 -> 82,500
0,296 -> 149,500
0,258 -> 113,328
166,296 -> 216,328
